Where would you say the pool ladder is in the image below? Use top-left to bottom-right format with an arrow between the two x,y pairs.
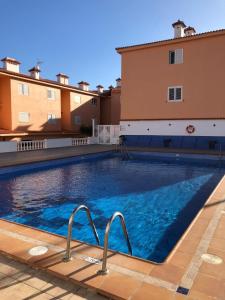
63,205 -> 132,275
119,143 -> 130,160
63,205 -> 100,262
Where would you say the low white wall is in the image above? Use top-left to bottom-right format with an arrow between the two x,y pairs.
120,120 -> 225,136
0,141 -> 17,153
45,138 -> 72,149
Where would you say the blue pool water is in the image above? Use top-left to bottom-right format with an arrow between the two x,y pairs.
0,152 -> 224,263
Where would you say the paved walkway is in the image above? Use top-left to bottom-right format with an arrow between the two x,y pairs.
0,254 -> 107,300
0,145 -> 115,168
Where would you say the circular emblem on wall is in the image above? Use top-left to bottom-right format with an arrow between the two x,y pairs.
186,125 -> 195,134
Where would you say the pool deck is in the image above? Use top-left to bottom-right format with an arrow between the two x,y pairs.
0,172 -> 225,299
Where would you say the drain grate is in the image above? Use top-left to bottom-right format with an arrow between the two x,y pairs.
176,286 -> 189,295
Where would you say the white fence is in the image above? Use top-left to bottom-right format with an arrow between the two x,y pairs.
72,137 -> 89,146
0,125 -> 121,153
17,140 -> 46,152
0,137 -> 94,153
96,125 -> 120,145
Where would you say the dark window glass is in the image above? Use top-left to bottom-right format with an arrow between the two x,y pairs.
169,51 -> 175,64
176,88 -> 182,100
169,88 -> 175,100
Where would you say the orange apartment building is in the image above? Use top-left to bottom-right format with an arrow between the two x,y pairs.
0,57 -> 108,141
116,20 -> 225,150
100,78 -> 121,125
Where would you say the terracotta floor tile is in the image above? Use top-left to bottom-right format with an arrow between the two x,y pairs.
49,256 -> 89,277
199,205 -> 217,220
99,270 -> 142,300
168,250 -> 192,269
150,263 -> 185,284
0,276 -> 18,288
181,289 -> 215,300
207,246 -> 225,260
208,237 -> 225,253
199,250 -> 225,280
107,253 -> 154,274
184,218 -> 209,240
0,282 -> 39,300
0,259 -> 28,276
75,243 -> 103,259
131,282 -> 174,300
70,263 -> 106,289
177,237 -> 200,255
191,272 -> 225,299
42,277 -> 78,299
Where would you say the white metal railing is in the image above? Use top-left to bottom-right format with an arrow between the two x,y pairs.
72,137 -> 89,146
17,140 -> 46,152
96,125 -> 120,145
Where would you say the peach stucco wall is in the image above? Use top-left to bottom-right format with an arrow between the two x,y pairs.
100,88 -> 121,125
120,33 -> 225,120
70,92 -> 100,132
61,91 -> 100,132
0,77 -> 12,130
10,79 -> 61,131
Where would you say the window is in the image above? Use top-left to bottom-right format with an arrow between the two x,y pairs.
73,95 -> 81,104
47,89 -> 56,100
168,86 -> 183,101
18,83 -> 29,96
47,114 -> 57,124
74,115 -> 81,125
91,98 -> 97,105
19,112 -> 30,123
169,49 -> 183,64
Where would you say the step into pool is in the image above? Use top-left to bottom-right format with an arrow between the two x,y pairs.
0,151 -> 224,263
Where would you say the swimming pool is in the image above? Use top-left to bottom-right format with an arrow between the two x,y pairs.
0,152 -> 224,263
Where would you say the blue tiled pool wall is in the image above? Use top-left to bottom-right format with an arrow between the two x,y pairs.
124,135 -> 225,151
0,150 -> 224,178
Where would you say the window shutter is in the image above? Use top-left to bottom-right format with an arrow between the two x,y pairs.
18,84 -> 23,95
24,84 -> 29,96
175,49 -> 183,64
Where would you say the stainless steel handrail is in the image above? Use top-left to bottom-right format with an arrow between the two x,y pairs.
63,204 -> 100,262
98,211 -> 132,275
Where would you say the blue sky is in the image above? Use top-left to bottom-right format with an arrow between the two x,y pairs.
0,0 -> 225,89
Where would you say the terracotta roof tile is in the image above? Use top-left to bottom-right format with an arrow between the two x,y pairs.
116,28 -> 225,52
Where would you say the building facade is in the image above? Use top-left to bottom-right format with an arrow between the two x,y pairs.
0,58 -> 101,140
116,21 -> 225,150
100,79 -> 121,125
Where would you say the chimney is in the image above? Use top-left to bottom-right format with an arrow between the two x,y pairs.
56,73 -> 69,85
172,20 -> 186,38
184,26 -> 196,36
116,78 -> 121,87
29,66 -> 41,79
108,85 -> 114,90
1,57 -> 20,73
78,81 -> 90,91
96,84 -> 104,93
